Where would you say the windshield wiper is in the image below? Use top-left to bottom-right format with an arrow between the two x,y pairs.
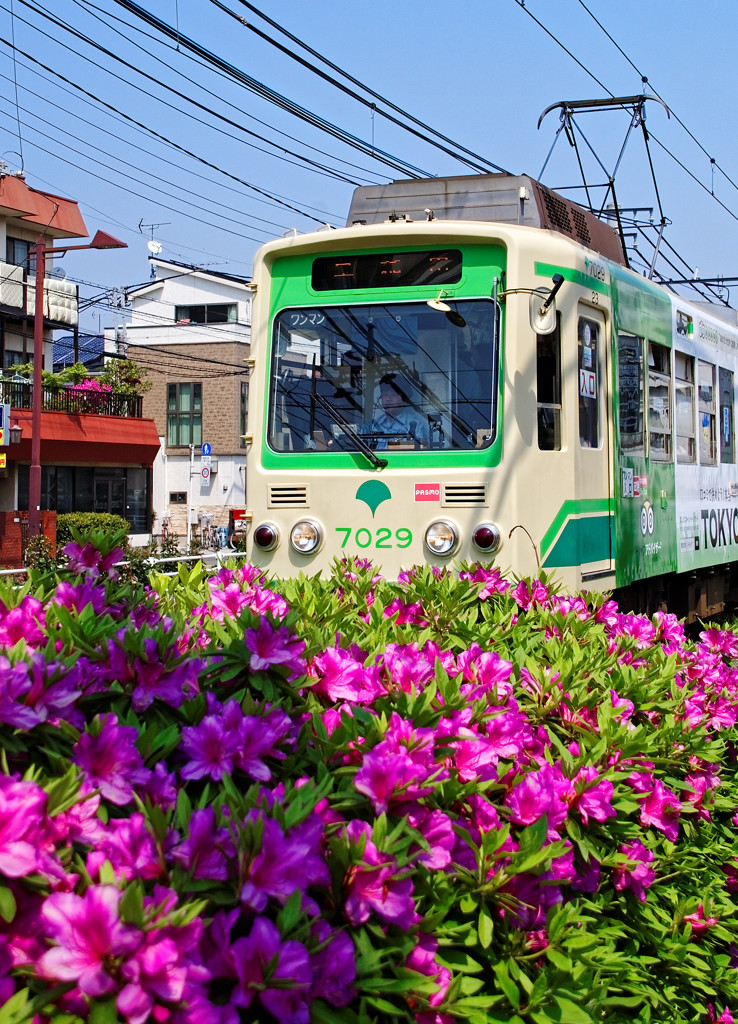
310,390 -> 388,469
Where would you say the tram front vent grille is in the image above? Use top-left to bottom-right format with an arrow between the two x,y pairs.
442,483 -> 488,507
267,484 -> 309,508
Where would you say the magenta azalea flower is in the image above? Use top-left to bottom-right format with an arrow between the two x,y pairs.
0,595 -> 46,648
505,761 -> 569,835
240,812 -> 329,912
637,778 -> 682,841
343,820 -> 417,930
0,775 -> 50,877
613,840 -> 656,901
39,884 -> 142,996
310,646 -> 386,703
407,933 -> 452,1008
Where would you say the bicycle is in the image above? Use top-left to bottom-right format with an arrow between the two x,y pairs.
200,516 -> 216,550
160,515 -> 170,540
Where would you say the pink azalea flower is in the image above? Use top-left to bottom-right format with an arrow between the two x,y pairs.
459,564 -> 510,599
511,578 -> 550,611
567,766 -> 616,825
613,840 -> 656,901
39,884 -> 142,996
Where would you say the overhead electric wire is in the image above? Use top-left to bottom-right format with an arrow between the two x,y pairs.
0,90 -> 301,241
512,0 -> 738,282
15,0 -> 431,180
0,36 -> 339,227
4,2 -> 367,189
208,0 -> 510,175
574,0 -> 738,198
69,0 -> 390,186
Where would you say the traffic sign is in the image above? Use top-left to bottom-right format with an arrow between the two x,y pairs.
201,465 -> 210,481
202,442 -> 212,456
201,454 -> 211,465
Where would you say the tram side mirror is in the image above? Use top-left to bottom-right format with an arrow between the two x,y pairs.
529,273 -> 565,335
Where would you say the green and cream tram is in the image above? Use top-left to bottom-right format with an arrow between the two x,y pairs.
244,173 -> 738,620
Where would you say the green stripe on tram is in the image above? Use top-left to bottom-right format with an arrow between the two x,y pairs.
534,261 -> 611,297
541,498 -> 613,567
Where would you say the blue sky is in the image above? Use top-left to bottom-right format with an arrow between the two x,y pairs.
1,0 -> 737,330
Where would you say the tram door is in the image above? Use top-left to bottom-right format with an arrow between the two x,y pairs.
574,306 -> 612,575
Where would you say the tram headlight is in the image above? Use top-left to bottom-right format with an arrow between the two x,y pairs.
424,519 -> 459,556
290,518 -> 323,554
253,522 -> 280,551
472,522 -> 502,554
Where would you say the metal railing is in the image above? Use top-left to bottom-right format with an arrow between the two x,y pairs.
0,380 -> 143,418
0,548 -> 252,582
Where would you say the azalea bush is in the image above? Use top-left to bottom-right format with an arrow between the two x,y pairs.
3,543 -> 738,1024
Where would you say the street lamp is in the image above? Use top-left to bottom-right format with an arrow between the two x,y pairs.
28,230 -> 127,537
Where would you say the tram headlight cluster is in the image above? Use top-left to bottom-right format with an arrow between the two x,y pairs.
253,516 -> 502,560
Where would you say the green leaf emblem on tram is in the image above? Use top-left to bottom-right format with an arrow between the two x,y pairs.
355,480 -> 392,518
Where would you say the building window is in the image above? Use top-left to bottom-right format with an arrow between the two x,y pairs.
720,367 -> 734,464
169,491 -> 187,503
240,380 -> 249,447
537,318 -> 561,450
618,333 -> 644,453
675,351 -> 695,464
648,342 -> 672,462
174,304 -> 237,324
167,382 -> 202,447
6,237 -> 35,273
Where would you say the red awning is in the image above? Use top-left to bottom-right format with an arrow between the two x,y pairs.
8,413 -> 161,465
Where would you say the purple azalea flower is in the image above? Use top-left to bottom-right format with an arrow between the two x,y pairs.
39,884 -> 142,996
73,713 -> 151,805
231,917 -> 311,1023
172,807 -> 234,880
53,581 -> 109,616
407,934 -> 452,1008
180,714 -> 240,782
240,812 -> 329,912
308,921 -> 356,1007
0,657 -> 40,729
244,620 -> 306,676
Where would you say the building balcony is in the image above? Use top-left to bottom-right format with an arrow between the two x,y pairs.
0,260 -> 78,328
1,380 -> 143,418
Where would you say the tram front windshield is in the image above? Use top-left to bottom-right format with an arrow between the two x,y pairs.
268,299 -> 497,454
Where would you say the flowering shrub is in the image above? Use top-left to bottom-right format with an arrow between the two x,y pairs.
3,547 -> 738,1023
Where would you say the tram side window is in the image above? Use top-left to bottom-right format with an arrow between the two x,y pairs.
618,333 -> 643,453
674,351 -> 695,464
648,342 -> 671,462
698,361 -> 717,465
578,317 -> 600,448
537,316 -> 561,451
720,368 -> 735,464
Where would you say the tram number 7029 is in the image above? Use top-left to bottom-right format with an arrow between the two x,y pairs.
336,527 -> 413,549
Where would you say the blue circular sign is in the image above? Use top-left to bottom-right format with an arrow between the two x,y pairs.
201,442 -> 212,456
